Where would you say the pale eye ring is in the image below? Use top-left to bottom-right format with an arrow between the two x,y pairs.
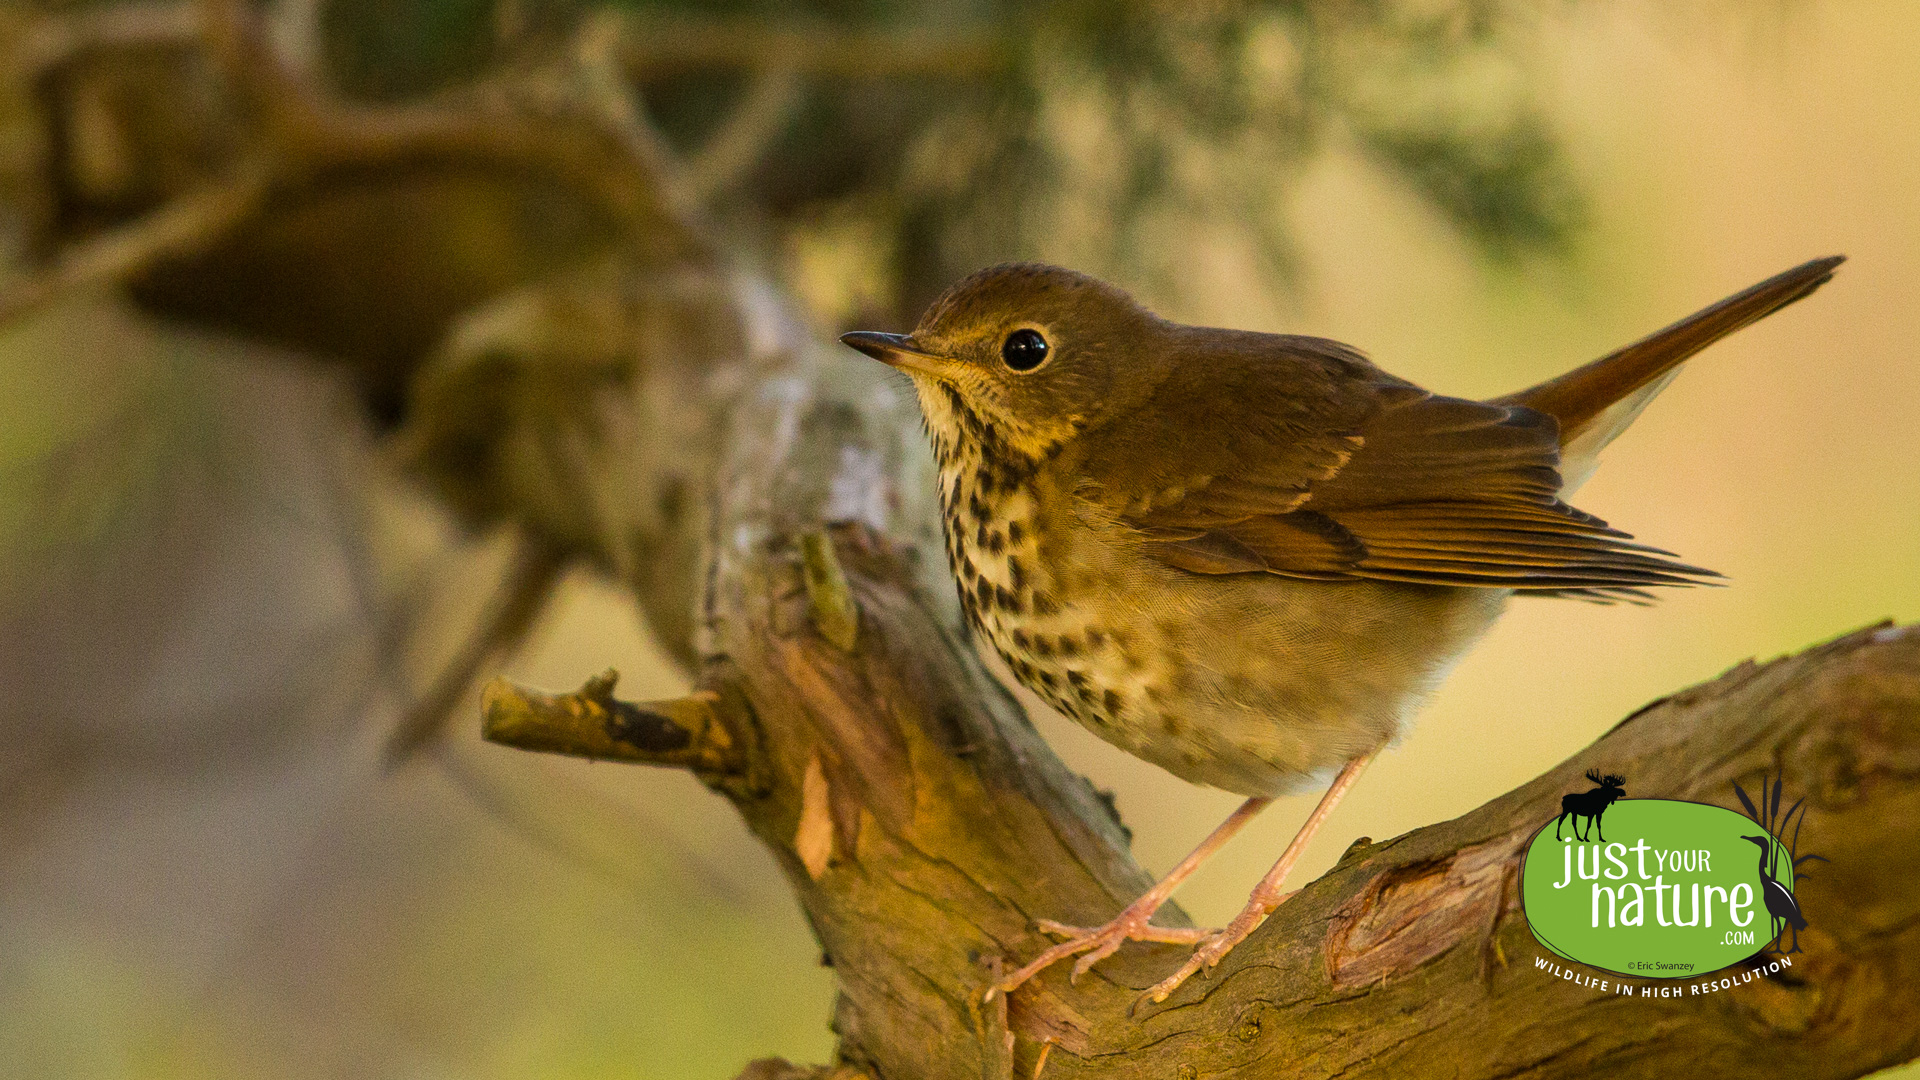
1001,328 -> 1049,372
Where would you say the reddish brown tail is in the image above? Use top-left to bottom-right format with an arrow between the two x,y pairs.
1495,256 -> 1844,457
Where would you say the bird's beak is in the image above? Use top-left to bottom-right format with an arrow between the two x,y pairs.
840,331 -> 968,382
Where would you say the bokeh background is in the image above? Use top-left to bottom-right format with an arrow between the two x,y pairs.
2,1 -> 1916,1077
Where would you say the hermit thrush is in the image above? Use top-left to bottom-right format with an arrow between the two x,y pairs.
841,255 -> 1842,1005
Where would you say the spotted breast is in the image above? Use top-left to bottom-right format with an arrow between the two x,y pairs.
919,377 -> 1506,798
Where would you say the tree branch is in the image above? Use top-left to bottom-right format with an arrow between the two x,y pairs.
481,668 -> 744,776
682,64 -> 804,202
0,165 -> 268,325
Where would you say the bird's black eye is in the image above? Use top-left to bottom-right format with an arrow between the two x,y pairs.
1001,328 -> 1049,372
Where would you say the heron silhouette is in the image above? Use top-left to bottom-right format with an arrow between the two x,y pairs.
1742,834 -> 1807,954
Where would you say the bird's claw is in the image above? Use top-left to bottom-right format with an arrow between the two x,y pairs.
1134,932 -> 1229,1009
990,912 -> 1217,999
1134,887 -> 1298,1009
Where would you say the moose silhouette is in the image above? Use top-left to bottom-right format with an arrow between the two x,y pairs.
1555,769 -> 1626,842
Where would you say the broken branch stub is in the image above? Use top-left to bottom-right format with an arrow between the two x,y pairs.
480,670 -> 741,776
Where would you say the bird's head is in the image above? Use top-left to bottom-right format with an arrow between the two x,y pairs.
1741,835 -> 1772,850
842,264 -> 1162,466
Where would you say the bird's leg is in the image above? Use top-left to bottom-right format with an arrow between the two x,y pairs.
989,794 -> 1274,999
1138,752 -> 1376,1006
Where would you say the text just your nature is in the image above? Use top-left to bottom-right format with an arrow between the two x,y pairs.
1552,837 -> 1757,932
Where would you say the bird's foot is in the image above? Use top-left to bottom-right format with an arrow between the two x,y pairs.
990,904 -> 1216,999
1134,887 -> 1298,1008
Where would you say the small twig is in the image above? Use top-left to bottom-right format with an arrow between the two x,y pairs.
569,8 -> 710,234
0,166 -> 269,326
684,64 -> 805,202
482,669 -> 741,774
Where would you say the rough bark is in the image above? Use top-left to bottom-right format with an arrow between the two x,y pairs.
10,5 -> 1919,1077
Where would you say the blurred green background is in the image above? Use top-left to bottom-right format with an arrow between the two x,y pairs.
1,0 -> 1916,1077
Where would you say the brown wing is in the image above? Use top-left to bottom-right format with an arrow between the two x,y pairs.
1078,332 -> 1716,593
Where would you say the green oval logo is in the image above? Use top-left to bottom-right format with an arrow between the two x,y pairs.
1521,798 -> 1799,978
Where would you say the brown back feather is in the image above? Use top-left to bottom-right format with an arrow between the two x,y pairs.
1078,259 -> 1842,597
